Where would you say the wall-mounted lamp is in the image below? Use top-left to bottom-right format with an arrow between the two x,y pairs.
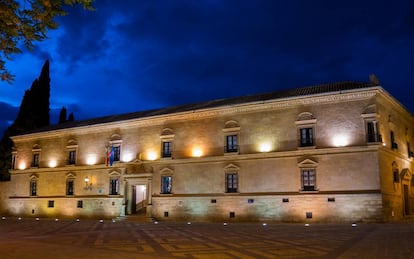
84,176 -> 92,190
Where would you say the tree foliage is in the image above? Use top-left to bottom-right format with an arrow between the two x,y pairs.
0,0 -> 94,82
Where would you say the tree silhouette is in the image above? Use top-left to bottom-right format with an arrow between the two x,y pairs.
68,112 -> 75,122
59,106 -> 67,124
0,60 -> 51,180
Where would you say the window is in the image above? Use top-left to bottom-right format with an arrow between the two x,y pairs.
68,150 -> 76,165
48,200 -> 54,208
299,127 -> 314,147
408,142 -> 413,158
226,173 -> 238,193
161,176 -> 172,194
301,169 -> 316,191
366,120 -> 381,143
30,180 -> 37,196
225,135 -> 238,153
113,146 -> 121,162
11,152 -> 16,170
32,153 -> 40,167
109,178 -> 119,195
393,167 -> 400,183
390,131 -> 398,149
77,200 -> 83,208
66,179 -> 74,195
162,141 -> 172,158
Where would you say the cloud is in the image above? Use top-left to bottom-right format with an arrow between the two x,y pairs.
2,0 -> 414,130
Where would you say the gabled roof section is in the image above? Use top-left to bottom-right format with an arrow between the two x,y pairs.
16,81 -> 378,136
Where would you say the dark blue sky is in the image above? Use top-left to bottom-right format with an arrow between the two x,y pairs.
1,0 -> 413,135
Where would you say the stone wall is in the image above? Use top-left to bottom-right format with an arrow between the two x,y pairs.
152,193 -> 383,222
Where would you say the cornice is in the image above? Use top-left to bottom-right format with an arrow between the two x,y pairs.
11,89 -> 379,141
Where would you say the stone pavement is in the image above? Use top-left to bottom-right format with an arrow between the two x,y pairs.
0,217 -> 414,259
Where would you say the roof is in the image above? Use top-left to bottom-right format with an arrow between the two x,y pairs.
16,81 -> 378,136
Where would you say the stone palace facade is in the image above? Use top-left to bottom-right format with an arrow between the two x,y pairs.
1,81 -> 413,222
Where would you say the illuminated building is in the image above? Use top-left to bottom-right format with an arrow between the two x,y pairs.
1,81 -> 413,222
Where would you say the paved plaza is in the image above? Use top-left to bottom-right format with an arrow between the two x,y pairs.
0,217 -> 414,259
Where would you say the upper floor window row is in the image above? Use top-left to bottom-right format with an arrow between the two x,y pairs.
18,114 -> 412,169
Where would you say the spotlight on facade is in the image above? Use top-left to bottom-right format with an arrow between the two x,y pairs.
18,162 -> 26,170
49,160 -> 57,168
333,135 -> 348,147
84,176 -> 92,190
121,153 -> 134,162
86,155 -> 97,165
192,148 -> 203,157
259,142 -> 272,152
147,151 -> 157,161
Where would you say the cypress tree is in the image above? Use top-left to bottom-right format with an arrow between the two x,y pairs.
0,60 -> 51,180
68,112 -> 75,122
59,106 -> 67,124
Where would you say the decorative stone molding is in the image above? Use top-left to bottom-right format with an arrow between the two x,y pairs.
297,158 -> 318,168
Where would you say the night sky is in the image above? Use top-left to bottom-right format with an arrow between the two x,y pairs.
0,0 -> 413,135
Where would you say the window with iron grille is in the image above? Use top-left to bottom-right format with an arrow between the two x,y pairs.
225,135 -> 238,153
30,180 -> 37,196
366,120 -> 381,143
109,178 -> 119,195
226,173 -> 238,193
66,179 -> 74,195
68,150 -> 76,165
161,176 -> 172,194
301,169 -> 316,191
113,146 -> 121,161
299,127 -> 314,147
32,153 -> 40,167
162,141 -> 172,158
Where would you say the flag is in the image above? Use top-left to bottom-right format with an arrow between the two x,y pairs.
109,145 -> 115,166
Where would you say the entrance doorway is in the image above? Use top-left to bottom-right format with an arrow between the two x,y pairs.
132,184 -> 147,214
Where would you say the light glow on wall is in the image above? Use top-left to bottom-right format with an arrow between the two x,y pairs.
147,151 -> 157,161
192,147 -> 203,157
48,160 -> 57,168
332,135 -> 349,147
86,155 -> 97,165
258,142 -> 272,152
18,162 -> 26,170
121,152 -> 134,162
